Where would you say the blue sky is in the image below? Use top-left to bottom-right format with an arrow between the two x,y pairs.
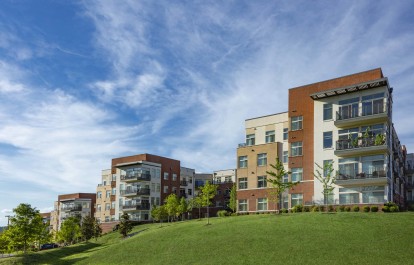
1,0 -> 414,225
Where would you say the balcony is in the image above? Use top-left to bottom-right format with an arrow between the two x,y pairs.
334,134 -> 387,157
61,205 -> 82,212
238,143 -> 247,148
180,180 -> 188,186
120,188 -> 150,197
120,173 -> 151,182
121,203 -> 150,211
335,100 -> 388,128
336,170 -> 387,186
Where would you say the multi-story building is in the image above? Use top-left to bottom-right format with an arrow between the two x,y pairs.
180,167 -> 195,201
237,68 -> 408,212
213,169 -> 236,209
50,193 -> 96,231
95,169 -> 117,223
406,153 -> 414,203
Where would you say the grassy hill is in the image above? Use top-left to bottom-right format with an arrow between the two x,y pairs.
1,212 -> 414,265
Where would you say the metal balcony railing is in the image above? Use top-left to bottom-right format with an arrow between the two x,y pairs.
180,180 -> 188,186
120,188 -> 151,196
337,169 -> 386,180
61,205 -> 82,212
336,100 -> 387,121
336,133 -> 387,151
120,173 -> 151,181
121,203 -> 150,211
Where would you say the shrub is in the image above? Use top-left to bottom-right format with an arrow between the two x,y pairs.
291,204 -> 303,213
345,206 -> 351,212
382,206 -> 390,212
371,206 -> 379,212
319,205 -> 325,212
217,210 -> 228,217
231,213 -> 238,216
311,206 -> 319,212
389,206 -> 399,212
303,206 -> 311,212
363,206 -> 370,212
281,208 -> 288,214
328,205 -> 335,212
352,206 -> 360,212
338,205 -> 345,212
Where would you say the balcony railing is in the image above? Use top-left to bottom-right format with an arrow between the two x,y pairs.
120,188 -> 151,196
238,143 -> 247,148
180,180 -> 188,186
337,170 -> 386,181
336,134 -> 387,151
121,203 -> 150,211
61,205 -> 82,212
336,100 -> 387,121
120,173 -> 151,182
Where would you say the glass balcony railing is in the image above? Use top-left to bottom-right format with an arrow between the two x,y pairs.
121,203 -> 150,211
120,188 -> 151,196
336,100 -> 387,121
336,131 -> 387,151
61,205 -> 82,212
120,173 -> 151,181
337,168 -> 386,180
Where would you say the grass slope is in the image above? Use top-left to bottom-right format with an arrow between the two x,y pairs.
1,213 -> 414,265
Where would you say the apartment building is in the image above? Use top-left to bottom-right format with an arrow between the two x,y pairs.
180,167 -> 195,201
50,193 -> 96,231
237,68 -> 409,212
406,153 -> 414,202
95,169 -> 117,223
213,169 -> 236,209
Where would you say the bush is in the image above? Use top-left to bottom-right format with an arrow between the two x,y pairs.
389,206 -> 399,212
311,206 -> 319,212
291,204 -> 303,213
363,206 -> 370,212
338,205 -> 345,212
319,205 -> 325,212
303,206 -> 311,212
231,213 -> 238,216
352,206 -> 360,212
345,206 -> 351,212
281,208 -> 288,214
328,205 -> 335,212
382,206 -> 390,212
217,210 -> 228,217
371,206 -> 379,212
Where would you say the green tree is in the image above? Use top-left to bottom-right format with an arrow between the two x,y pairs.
0,232 -> 11,257
80,216 -> 95,241
92,219 -> 102,241
151,205 -> 168,227
266,158 -> 299,212
187,197 -> 201,220
229,183 -> 237,212
7,203 -> 44,253
119,213 -> 132,238
199,181 -> 217,225
57,217 -> 81,245
314,161 -> 337,209
178,197 -> 188,220
35,222 -> 52,250
164,194 -> 179,222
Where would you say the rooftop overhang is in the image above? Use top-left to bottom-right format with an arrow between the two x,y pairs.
115,160 -> 161,168
310,78 -> 389,100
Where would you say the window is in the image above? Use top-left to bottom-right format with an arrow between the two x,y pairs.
323,131 -> 333,149
112,174 -> 116,181
111,188 -> 116,195
163,186 -> 168,194
238,177 -> 247,189
246,134 -> 255,146
339,188 -> 359,204
111,215 -> 115,221
283,128 -> 288,140
257,198 -> 268,211
238,156 -> 247,168
106,190 -> 111,198
265,130 -> 275,143
238,199 -> 247,212
291,142 -> 303,156
323,160 -> 333,178
103,181 -> 107,186
105,203 -> 110,211
156,168 -> 161,178
172,173 -> 177,181
338,158 -> 358,179
291,116 -> 303,131
361,155 -> 385,178
156,183 -> 160,192
105,216 -> 110,222
164,172 -> 169,180
362,186 -> 385,203
323,103 -> 333,120
257,153 -> 267,166
151,183 -> 156,192
257,176 -> 267,188
97,192 -> 102,199
362,93 -> 385,116
291,194 -> 303,207
188,189 -> 192,196
283,174 -> 289,183
291,168 -> 303,182
338,97 -> 359,120
96,204 -> 101,212
283,151 -> 288,163
282,194 -> 289,209
111,201 -> 115,209
172,187 -> 177,194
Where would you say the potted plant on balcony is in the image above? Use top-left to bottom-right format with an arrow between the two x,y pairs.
374,133 -> 385,146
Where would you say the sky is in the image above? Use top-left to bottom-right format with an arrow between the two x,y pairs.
1,0 -> 414,226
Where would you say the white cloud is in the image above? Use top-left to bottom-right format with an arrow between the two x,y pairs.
1,209 -> 12,214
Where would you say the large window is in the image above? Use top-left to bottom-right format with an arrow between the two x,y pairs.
283,128 -> 288,140
246,134 -> 255,146
338,157 -> 358,179
164,172 -> 169,180
291,194 -> 303,207
238,178 -> 247,189
257,153 -> 267,166
172,174 -> 177,181
291,168 -> 303,182
362,186 -> 385,203
238,199 -> 247,212
323,103 -> 333,120
339,188 -> 359,204
238,156 -> 248,168
282,174 -> 289,183
361,155 -> 385,178
291,142 -> 303,156
257,176 -> 267,188
283,151 -> 288,163
291,116 -> 303,131
362,93 -> 385,116
265,130 -> 275,143
338,97 -> 359,120
257,198 -> 268,211
323,131 -> 333,149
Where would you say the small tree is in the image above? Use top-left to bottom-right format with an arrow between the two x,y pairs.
314,161 -> 337,210
81,216 -> 95,241
266,158 -> 299,212
199,181 -> 217,225
92,219 -> 102,241
57,217 -> 81,245
151,205 -> 168,227
164,194 -> 179,222
229,183 -> 237,213
0,232 -> 11,257
178,197 -> 188,220
119,213 -> 132,238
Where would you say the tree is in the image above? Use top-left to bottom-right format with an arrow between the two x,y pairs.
266,158 -> 299,212
314,161 -> 337,210
229,183 -> 237,212
199,181 -> 217,225
7,203 -> 44,253
119,213 -> 132,238
164,194 -> 179,222
178,197 -> 188,220
80,216 -> 95,241
0,232 -> 11,257
35,222 -> 52,250
187,197 -> 201,220
92,219 -> 102,241
151,205 -> 168,227
57,217 -> 81,245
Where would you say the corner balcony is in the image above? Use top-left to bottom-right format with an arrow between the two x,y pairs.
120,188 -> 150,197
120,173 -> 151,183
61,205 -> 82,212
334,136 -> 388,157
335,100 -> 388,128
336,170 -> 387,186
121,203 -> 150,212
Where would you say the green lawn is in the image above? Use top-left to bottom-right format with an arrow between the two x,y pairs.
1,213 -> 414,265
